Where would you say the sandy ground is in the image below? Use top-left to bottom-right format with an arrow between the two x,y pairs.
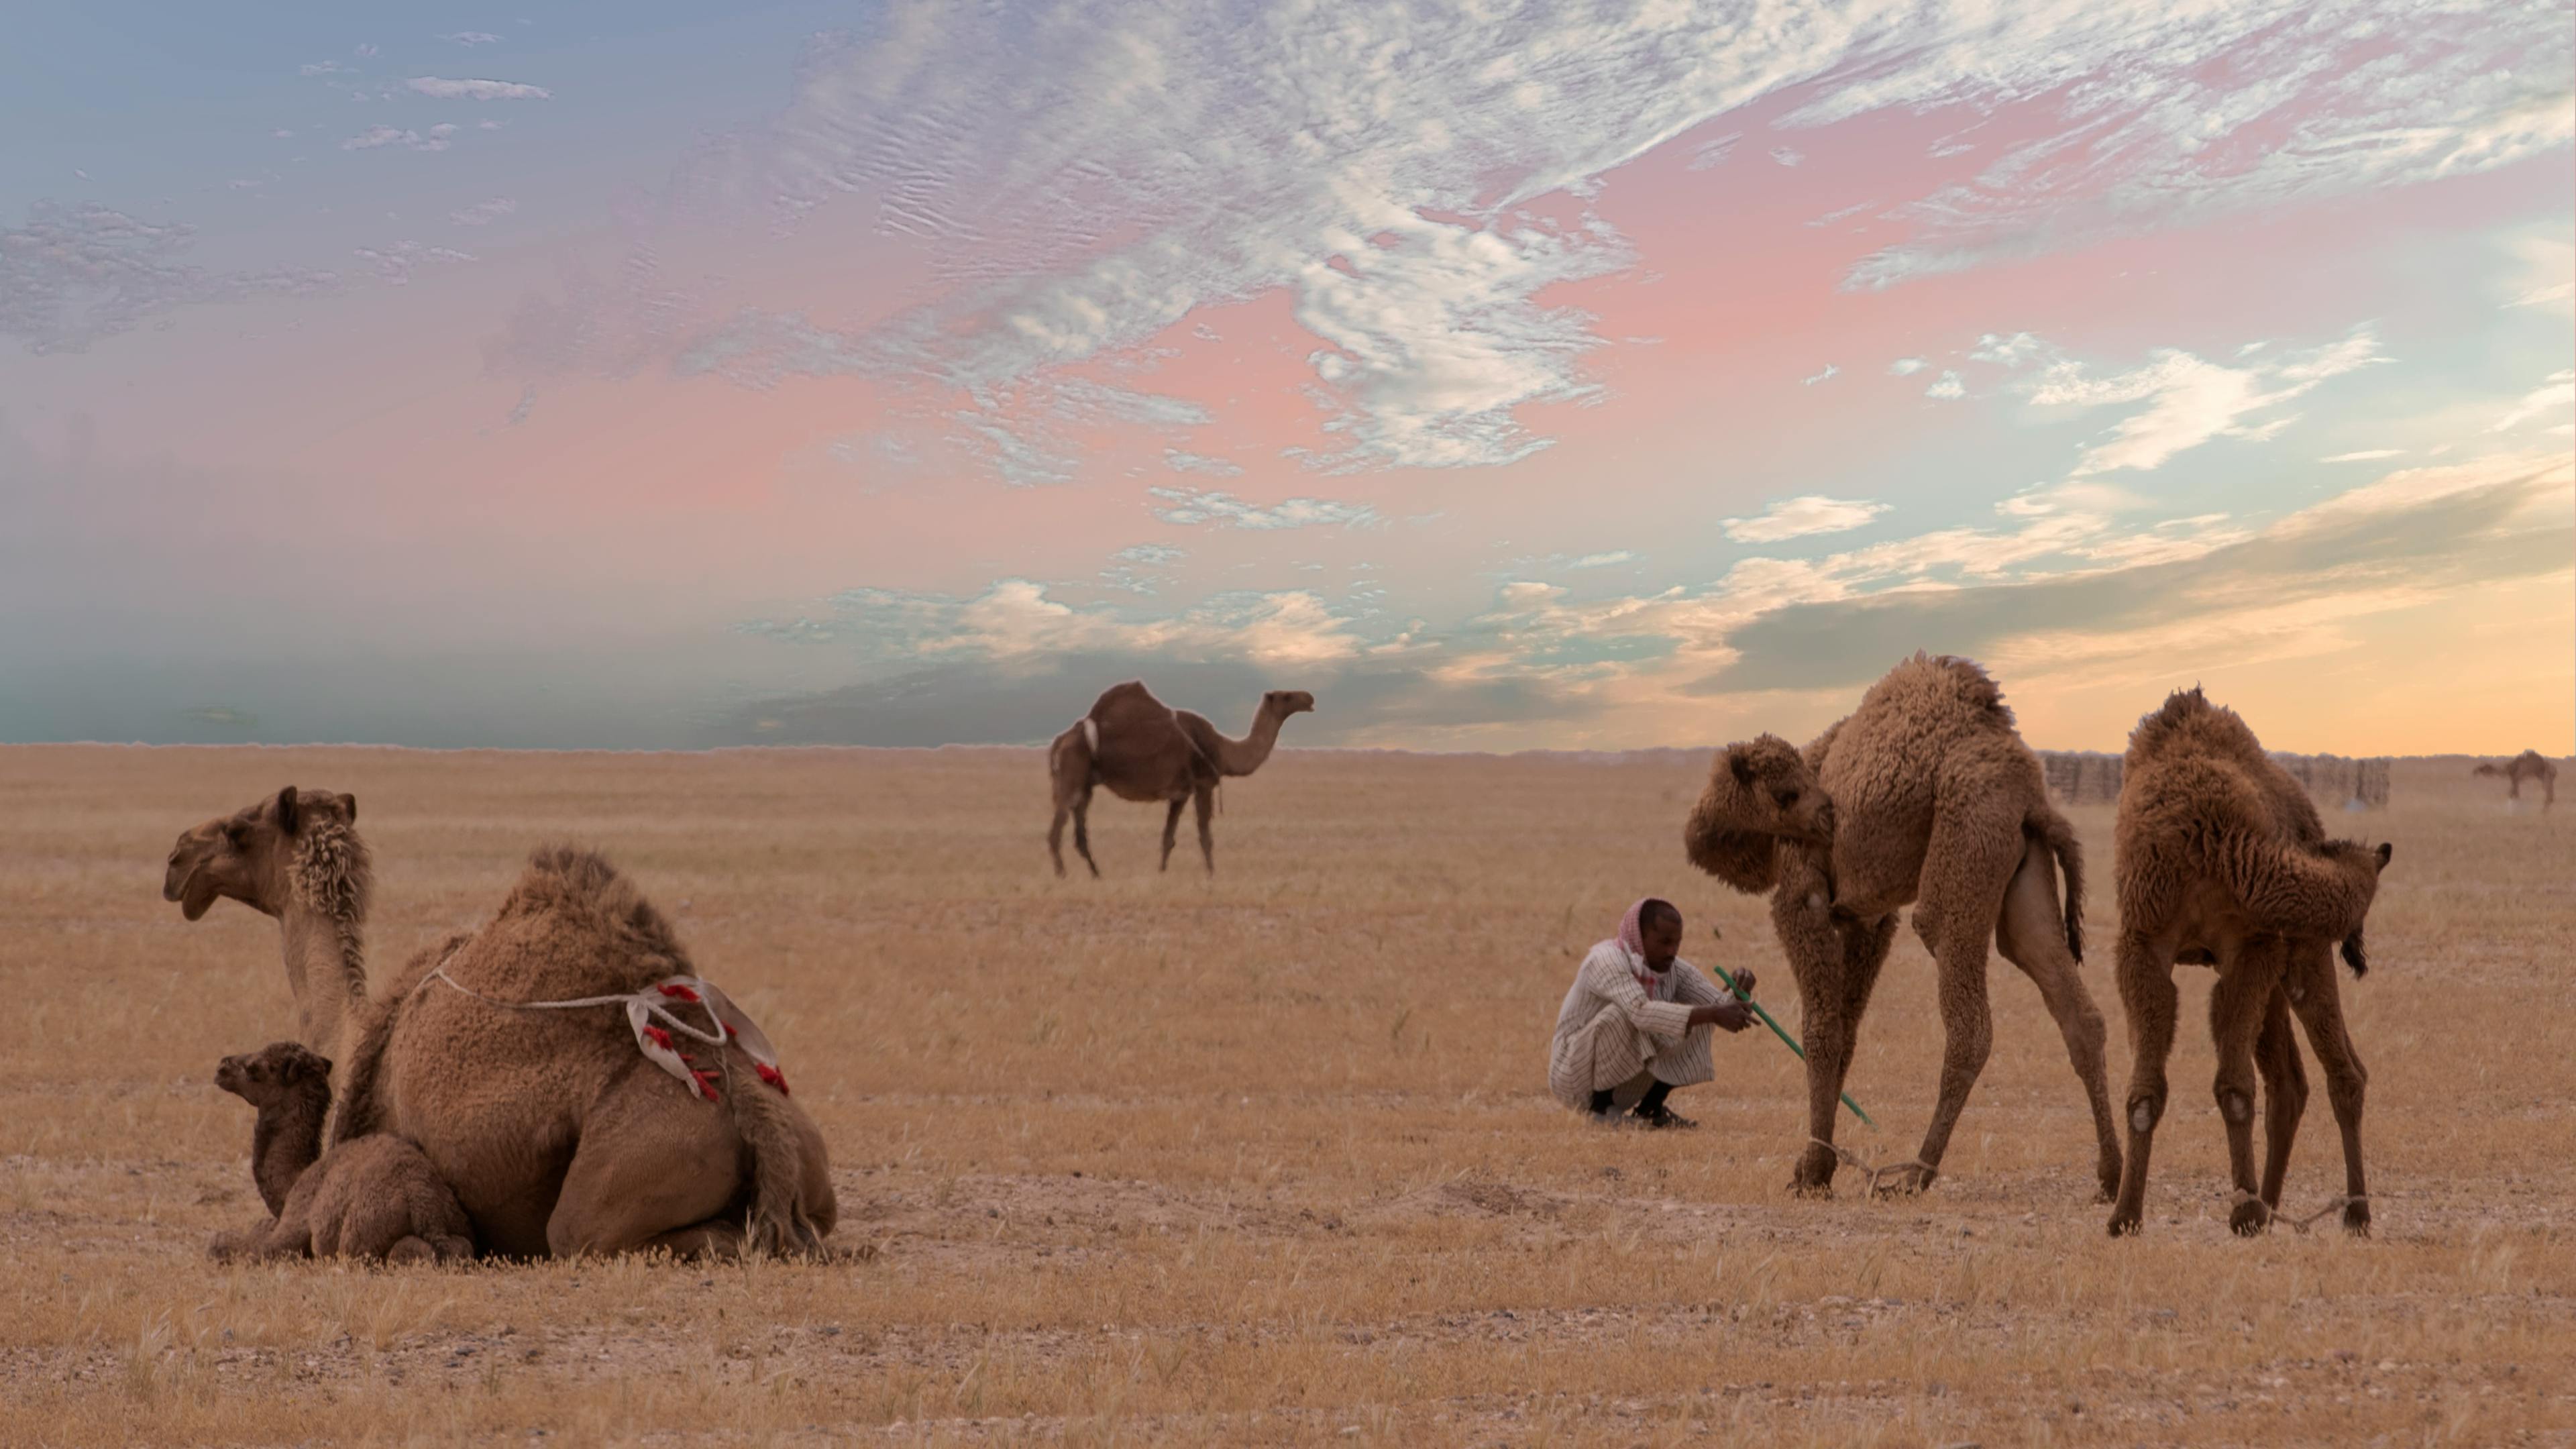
2,743 -> 2571,1446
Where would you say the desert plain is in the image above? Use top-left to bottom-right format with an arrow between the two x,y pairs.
2,743 -> 2571,1446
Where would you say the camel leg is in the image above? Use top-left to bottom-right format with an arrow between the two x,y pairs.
1071,784 -> 1101,879
1772,857 -> 1854,1196
1049,800 -> 1071,877
1901,814 -> 2023,1195
1193,784 -> 1216,875
2209,937 -> 2287,1235
1158,797 -> 1184,872
2107,930 -> 2180,1236
1993,835 -> 2121,1202
545,1073 -> 749,1260
2254,985 -> 2306,1216
2285,951 -> 2372,1236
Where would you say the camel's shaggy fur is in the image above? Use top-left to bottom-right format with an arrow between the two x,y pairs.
1685,654 -> 2123,1200
1046,681 -> 1314,877
210,1042 -> 475,1265
2106,688 -> 2391,1237
2473,749 -> 2559,810
168,791 -> 837,1260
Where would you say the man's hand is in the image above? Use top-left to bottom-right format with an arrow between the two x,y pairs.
1690,1001 -> 1754,1033
1729,967 -> 1758,1000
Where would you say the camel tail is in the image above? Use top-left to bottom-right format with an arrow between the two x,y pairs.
2033,806 -> 2086,963
729,1066 -> 826,1258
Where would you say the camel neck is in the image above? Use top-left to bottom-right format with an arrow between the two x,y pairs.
278,902 -> 365,1057
1212,705 -> 1284,777
250,1086 -> 328,1216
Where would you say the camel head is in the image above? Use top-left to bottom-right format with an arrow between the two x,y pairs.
2323,839 -> 2394,977
1263,689 -> 1316,720
1684,734 -> 1834,893
2471,763 -> 2503,777
213,1040 -> 332,1108
164,786 -> 362,922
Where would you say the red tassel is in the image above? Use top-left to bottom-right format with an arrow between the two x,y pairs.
641,1026 -> 675,1053
690,1068 -> 722,1102
658,983 -> 702,1004
755,1062 -> 790,1095
724,1022 -> 739,1038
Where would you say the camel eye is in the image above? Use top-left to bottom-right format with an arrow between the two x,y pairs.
1774,788 -> 1801,809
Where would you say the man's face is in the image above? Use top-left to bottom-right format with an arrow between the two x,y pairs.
1640,909 -> 1684,968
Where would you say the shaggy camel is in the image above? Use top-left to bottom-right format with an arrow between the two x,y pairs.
1046,681 -> 1315,876
2473,750 -> 2558,810
166,787 -> 837,1258
1685,654 -> 2124,1200
210,1041 -> 476,1264
2107,689 -> 2392,1238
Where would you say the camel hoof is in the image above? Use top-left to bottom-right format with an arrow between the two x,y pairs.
1872,1165 -> 1935,1199
2229,1200 -> 2270,1237
1788,1176 -> 1835,1200
2342,1203 -> 2371,1237
2106,1211 -> 2143,1238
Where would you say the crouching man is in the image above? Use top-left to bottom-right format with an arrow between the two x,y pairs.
1549,898 -> 1754,1129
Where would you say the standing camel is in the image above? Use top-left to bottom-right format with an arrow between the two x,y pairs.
2107,690 -> 2392,1237
165,786 -> 837,1258
1684,654 -> 2124,1201
2473,750 -> 2558,810
1046,681 -> 1314,877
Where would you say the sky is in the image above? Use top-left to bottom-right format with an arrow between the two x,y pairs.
2,0 -> 2571,754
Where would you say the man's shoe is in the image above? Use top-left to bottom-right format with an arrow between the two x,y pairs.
1587,1108 -> 1633,1129
1632,1103 -> 1698,1130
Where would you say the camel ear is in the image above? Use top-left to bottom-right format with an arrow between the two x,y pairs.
2375,841 -> 2392,869
275,786 -> 301,835
1727,748 -> 1755,788
341,793 -> 356,824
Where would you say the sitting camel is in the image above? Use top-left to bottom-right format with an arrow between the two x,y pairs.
166,787 -> 837,1259
2473,750 -> 2557,810
2107,689 -> 2392,1238
1684,653 -> 2123,1201
210,1041 -> 475,1264
1046,681 -> 1315,876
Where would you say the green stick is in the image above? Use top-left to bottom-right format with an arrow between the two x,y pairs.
1706,961 -> 1874,1128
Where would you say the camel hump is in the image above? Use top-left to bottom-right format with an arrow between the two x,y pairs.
1861,652 -> 2018,737
494,845 -> 690,966
1089,680 -> 1163,718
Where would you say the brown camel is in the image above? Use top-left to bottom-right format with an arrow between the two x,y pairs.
209,1041 -> 476,1265
1684,654 -> 2123,1201
165,787 -> 837,1259
1046,681 -> 1315,876
2106,689 -> 2392,1238
2473,750 -> 2558,809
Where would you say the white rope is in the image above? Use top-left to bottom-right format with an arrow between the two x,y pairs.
414,949 -> 784,1103
2234,1189 -> 2369,1234
1810,1136 -> 1934,1193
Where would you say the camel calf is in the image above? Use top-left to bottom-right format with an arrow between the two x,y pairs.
2108,690 -> 2392,1238
211,1042 -> 475,1265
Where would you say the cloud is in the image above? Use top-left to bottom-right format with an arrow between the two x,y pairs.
449,197 -> 517,227
1888,357 -> 1926,376
2027,326 -> 2385,476
352,241 -> 476,285
441,32 -> 504,46
0,201 -> 338,354
1801,363 -> 1840,386
2491,369 -> 2575,433
1567,551 -> 1634,570
1147,487 -> 1382,531
2322,449 -> 2403,463
1163,449 -> 1242,478
405,76 -> 551,101
1925,370 -> 1966,400
299,61 -> 350,77
1770,146 -> 1805,167
354,43 -> 379,58
1721,495 -> 1890,543
342,125 -> 453,152
1116,543 -> 1187,566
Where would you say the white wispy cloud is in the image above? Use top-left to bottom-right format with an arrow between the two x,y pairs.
2322,449 -> 2404,463
1925,370 -> 1966,400
1888,357 -> 1927,376
1163,449 -> 1242,478
441,32 -> 504,46
2492,368 -> 2575,433
341,125 -> 453,153
1148,487 -> 1383,531
745,580 -> 1366,667
1721,495 -> 1890,543
448,197 -> 517,227
351,241 -> 476,284
1567,551 -> 1635,569
1801,363 -> 1840,386
2024,326 -> 2385,476
1116,544 -> 1187,566
406,76 -> 551,101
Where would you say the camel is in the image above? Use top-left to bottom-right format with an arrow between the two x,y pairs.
2473,750 -> 2558,809
2106,689 -> 2392,1238
1046,681 -> 1315,877
210,1041 -> 476,1265
165,786 -> 837,1259
1684,654 -> 2124,1201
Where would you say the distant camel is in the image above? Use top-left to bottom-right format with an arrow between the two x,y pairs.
2473,751 -> 2558,810
2107,689 -> 2392,1238
1685,654 -> 2122,1201
1046,681 -> 1314,877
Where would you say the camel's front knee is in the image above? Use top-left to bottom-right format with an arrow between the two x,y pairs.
2126,1091 -> 2165,1135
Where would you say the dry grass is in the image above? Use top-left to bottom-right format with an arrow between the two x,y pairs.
3,744 -> 2572,1446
